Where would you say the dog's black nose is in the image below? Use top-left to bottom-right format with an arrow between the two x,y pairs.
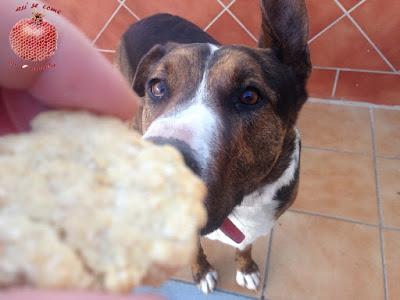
145,136 -> 201,176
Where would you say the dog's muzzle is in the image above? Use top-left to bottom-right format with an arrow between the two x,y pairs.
145,136 -> 202,176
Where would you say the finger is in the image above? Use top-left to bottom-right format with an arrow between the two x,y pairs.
2,88 -> 48,132
0,0 -> 50,89
0,90 -> 17,135
0,289 -> 164,300
0,0 -> 138,120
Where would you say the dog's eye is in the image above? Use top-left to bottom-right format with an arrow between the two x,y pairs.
149,80 -> 167,99
240,89 -> 260,105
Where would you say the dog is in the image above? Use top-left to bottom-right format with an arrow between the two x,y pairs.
116,0 -> 311,294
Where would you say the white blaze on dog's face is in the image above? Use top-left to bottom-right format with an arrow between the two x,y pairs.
133,42 -> 303,234
143,45 -> 220,178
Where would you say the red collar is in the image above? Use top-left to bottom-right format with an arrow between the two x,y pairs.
220,217 -> 245,243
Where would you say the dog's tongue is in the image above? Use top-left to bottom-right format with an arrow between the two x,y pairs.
220,217 -> 245,243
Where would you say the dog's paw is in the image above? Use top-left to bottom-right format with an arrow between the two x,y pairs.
197,269 -> 218,294
236,270 -> 261,290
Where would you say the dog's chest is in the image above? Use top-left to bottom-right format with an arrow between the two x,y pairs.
205,189 -> 278,250
205,130 -> 300,250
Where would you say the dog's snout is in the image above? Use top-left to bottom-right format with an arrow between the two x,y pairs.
145,136 -> 201,176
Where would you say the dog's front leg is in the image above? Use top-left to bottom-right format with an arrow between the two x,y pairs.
235,245 -> 261,291
191,241 -> 218,294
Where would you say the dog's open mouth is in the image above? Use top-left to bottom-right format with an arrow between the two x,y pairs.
220,217 -> 245,243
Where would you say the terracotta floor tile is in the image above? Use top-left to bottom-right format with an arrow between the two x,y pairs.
384,230 -> 400,300
374,110 -> 400,158
293,149 -> 378,224
95,6 -> 137,50
220,0 -> 234,5
307,69 -> 336,99
351,0 -> 400,70
174,236 -> 269,297
99,51 -> 115,64
338,0 -> 362,10
378,159 -> 400,228
44,0 -> 119,41
335,72 -> 400,106
307,69 -> 336,98
206,12 -> 257,46
124,0 -> 223,29
309,17 -> 390,71
229,0 -> 261,38
265,212 -> 384,300
306,0 -> 343,40
297,102 -> 372,154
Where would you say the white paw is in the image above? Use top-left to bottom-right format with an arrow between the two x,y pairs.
197,269 -> 218,294
236,270 -> 261,290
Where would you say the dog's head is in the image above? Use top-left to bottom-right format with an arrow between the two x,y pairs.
132,0 -> 311,234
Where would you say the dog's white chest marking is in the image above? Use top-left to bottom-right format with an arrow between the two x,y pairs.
206,130 -> 301,250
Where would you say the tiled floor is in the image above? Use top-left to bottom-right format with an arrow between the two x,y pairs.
38,1 -> 400,299
162,101 -> 399,300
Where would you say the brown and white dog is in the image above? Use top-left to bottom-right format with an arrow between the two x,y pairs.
116,0 -> 311,294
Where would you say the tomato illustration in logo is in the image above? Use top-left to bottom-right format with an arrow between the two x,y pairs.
9,11 -> 58,61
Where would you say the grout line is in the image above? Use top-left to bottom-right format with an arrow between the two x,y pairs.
383,226 -> 400,232
308,14 -> 346,44
96,48 -> 116,53
213,288 -> 258,300
213,287 -> 259,299
216,0 -> 237,9
91,1 -> 125,45
331,69 -> 340,97
308,97 -> 400,111
204,0 -> 237,32
346,0 -> 368,13
302,145 -> 371,157
121,2 -> 141,21
225,9 -> 258,42
289,209 -> 379,228
377,155 -> 400,161
224,0 -> 237,7
307,0 -> 367,44
369,108 -> 389,300
313,65 -> 400,76
260,229 -> 274,300
334,0 -> 397,72
211,0 -> 259,45
308,0 -> 367,44
215,0 -> 257,42
204,3 -> 229,31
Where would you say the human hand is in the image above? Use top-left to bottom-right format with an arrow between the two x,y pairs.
0,1 -> 160,299
0,0 -> 139,136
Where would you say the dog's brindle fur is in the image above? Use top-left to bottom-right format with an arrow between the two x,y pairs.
116,0 -> 310,293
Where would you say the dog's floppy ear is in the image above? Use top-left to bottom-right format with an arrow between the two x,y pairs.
259,0 -> 311,86
133,42 -> 178,97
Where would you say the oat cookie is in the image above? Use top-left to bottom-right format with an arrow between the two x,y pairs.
0,111 -> 206,292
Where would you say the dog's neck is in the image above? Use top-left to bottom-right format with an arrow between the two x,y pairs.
219,127 -> 300,244
262,127 -> 299,185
